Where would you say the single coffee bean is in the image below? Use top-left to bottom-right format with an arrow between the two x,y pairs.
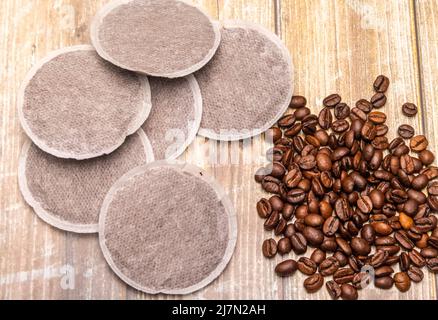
290,95 -> 307,109
428,236 -> 438,249
291,232 -> 307,254
284,123 -> 302,137
284,223 -> 296,238
332,119 -> 350,133
375,266 -> 394,278
257,198 -> 272,218
409,249 -> 426,267
352,272 -> 372,289
375,124 -> 389,137
262,238 -> 277,258
428,182 -> 438,196
336,237 -> 352,256
394,230 -> 414,251
410,135 -> 428,152
356,99 -> 373,113
361,121 -> 377,141
274,218 -> 287,236
407,266 -> 424,282
283,168 -> 302,188
394,272 -> 411,292
334,103 -> 350,119
371,92 -> 387,108
419,150 -> 435,166
275,259 -> 298,277
323,94 -> 341,108
335,198 -> 351,222
357,195 -> 373,214
298,257 -> 318,275
411,174 -> 429,190
278,114 -> 296,128
402,102 -> 418,117
303,273 -> 324,293
400,252 -> 411,271
277,237 -> 292,255
340,283 -> 358,300
398,124 -> 415,139
368,111 -> 386,124
420,247 -> 438,259
310,249 -> 326,265
370,250 -> 389,268
319,257 -> 340,276
374,276 -> 394,289
303,226 -> 324,246
323,216 -> 340,237
286,189 -> 306,204
316,153 -> 332,171
326,280 -> 341,299
427,257 -> 438,273
264,210 -> 280,230
262,176 -> 280,194
361,224 -> 376,243
318,107 -> 333,130
372,221 -> 393,236
373,75 -> 390,93
375,236 -> 396,246
333,268 -> 355,284
351,237 -> 371,256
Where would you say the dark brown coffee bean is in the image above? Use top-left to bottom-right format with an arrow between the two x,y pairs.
256,198 -> 272,218
352,271 -> 372,289
303,226 -> 324,246
394,230 -> 414,250
318,107 -> 333,130
375,124 -> 389,137
299,155 -> 316,170
398,124 -> 415,139
262,238 -> 277,258
340,283 -> 358,300
392,272 -> 410,292
326,280 -> 341,299
371,92 -> 387,108
290,95 -> 307,109
375,236 -> 396,246
316,153 -> 332,172
372,221 -> 393,236
333,268 -> 355,284
420,247 -> 438,259
428,236 -> 438,249
284,123 -> 302,137
283,168 -> 302,188
262,176 -> 280,194
409,249 -> 426,267
375,266 -> 394,278
370,250 -> 388,268
277,237 -> 292,255
310,249 -> 326,266
399,252 -> 411,271
290,232 -> 307,254
332,119 -> 350,133
351,237 -> 371,256
303,273 -> 324,293
356,99 -> 373,113
322,216 -> 340,237
407,266 -> 424,282
275,259 -> 298,277
368,111 -> 386,124
361,121 -> 377,141
410,135 -> 428,152
374,276 -> 394,289
427,257 -> 438,273
319,257 -> 340,276
264,210 -> 280,231
402,102 -> 418,117
278,114 -> 296,128
412,174 -> 429,190
297,257 -> 317,275
284,223 -> 296,238
323,94 -> 341,108
373,75 -> 390,93
357,195 -> 373,214
372,136 -> 389,150
335,198 -> 351,222
334,103 -> 350,119
274,218 -> 287,236
428,182 -> 438,196
361,224 -> 376,244
286,189 -> 306,204
269,195 -> 284,212
304,214 -> 324,228
336,237 -> 352,256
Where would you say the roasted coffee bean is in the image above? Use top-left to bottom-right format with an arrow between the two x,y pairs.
361,121 -> 377,141
428,236 -> 438,249
352,271 -> 372,289
372,136 -> 389,150
336,237 -> 352,256
284,223 -> 296,238
275,259 -> 298,277
374,276 -> 394,289
319,257 -> 340,276
284,123 -> 302,137
310,249 -> 326,266
410,135 -> 428,152
372,222 -> 393,236
326,280 -> 341,299
294,107 -> 311,121
399,212 -> 414,230
333,268 -> 355,284
371,92 -> 387,108
419,150 -> 435,165
427,257 -> 438,273
298,155 -> 316,170
394,230 -> 415,251
323,94 -> 341,108
286,189 -> 306,204
257,198 -> 272,218
269,195 -> 284,212
283,168 -> 302,188
373,75 -> 390,93
389,189 -> 408,204
274,218 -> 287,236
332,119 -> 350,133
264,211 -> 280,231
375,266 -> 394,278
420,247 -> 438,259
278,114 -> 296,128
262,238 -> 277,258
291,232 -> 307,254
428,182 -> 438,196
303,226 -> 324,246
335,198 -> 351,222
368,111 -> 386,124
298,257 -> 318,275
334,103 -> 350,119
266,127 -> 282,143
375,236 -> 396,246
357,195 -> 373,214
407,266 -> 424,283
400,252 -> 411,271
340,284 -> 358,300
370,250 -> 388,268
303,273 -> 324,293
262,176 -> 281,194
322,216 -> 340,237
361,224 -> 376,244
277,237 -> 292,255
409,249 -> 426,268
351,237 -> 371,256
376,124 -> 389,137
333,251 -> 348,267
411,174 -> 429,190
392,272 -> 410,292
402,102 -> 418,117
290,95 -> 307,109
398,124 -> 415,139
321,237 -> 338,252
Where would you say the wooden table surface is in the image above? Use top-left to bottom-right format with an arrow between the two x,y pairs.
1,0 -> 438,300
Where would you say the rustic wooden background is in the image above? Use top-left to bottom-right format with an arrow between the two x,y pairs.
1,0 -> 437,300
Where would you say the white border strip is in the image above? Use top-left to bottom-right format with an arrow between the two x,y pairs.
98,160 -> 238,295
197,20 -> 294,141
17,45 -> 152,160
90,0 -> 221,78
18,129 -> 154,234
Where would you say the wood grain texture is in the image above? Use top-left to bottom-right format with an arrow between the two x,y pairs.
0,0 -> 437,300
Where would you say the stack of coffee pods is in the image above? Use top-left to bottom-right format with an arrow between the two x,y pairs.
18,0 -> 293,294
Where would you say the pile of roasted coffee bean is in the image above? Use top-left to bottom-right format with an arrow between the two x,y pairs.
255,75 -> 438,300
